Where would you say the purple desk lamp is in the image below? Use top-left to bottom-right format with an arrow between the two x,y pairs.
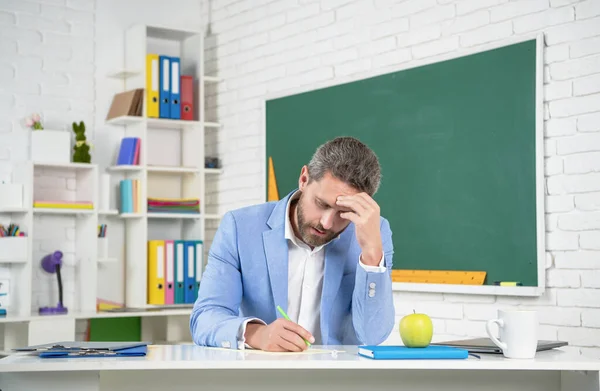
39,251 -> 68,315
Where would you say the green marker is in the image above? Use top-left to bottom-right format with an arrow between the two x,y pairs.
276,305 -> 312,347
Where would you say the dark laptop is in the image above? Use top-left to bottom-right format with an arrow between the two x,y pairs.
431,338 -> 568,354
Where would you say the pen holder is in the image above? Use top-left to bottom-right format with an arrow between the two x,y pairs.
39,251 -> 68,315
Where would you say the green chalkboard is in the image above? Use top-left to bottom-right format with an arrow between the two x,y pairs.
266,39 -> 541,287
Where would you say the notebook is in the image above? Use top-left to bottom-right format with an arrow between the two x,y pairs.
358,345 -> 469,360
13,341 -> 149,358
431,338 -> 568,354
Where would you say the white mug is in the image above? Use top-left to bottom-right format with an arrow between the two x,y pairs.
485,309 -> 538,359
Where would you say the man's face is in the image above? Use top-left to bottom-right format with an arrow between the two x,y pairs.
295,168 -> 358,247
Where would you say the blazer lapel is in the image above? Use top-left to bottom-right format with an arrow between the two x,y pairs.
263,227 -> 288,314
262,193 -> 294,315
320,231 -> 352,343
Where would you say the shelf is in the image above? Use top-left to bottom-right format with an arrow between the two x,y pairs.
204,75 -> 221,83
33,162 -> 96,170
147,118 -> 203,129
147,165 -> 200,174
204,168 -> 222,174
0,258 -> 27,264
107,165 -> 143,172
106,69 -> 142,79
98,209 -> 119,216
106,115 -> 144,126
0,308 -> 193,323
147,213 -> 201,219
147,26 -> 200,41
119,213 -> 144,219
204,122 -> 221,129
33,208 -> 94,215
0,207 -> 28,214
106,116 -> 211,130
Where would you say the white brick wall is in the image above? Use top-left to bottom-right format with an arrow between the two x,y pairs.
0,0 -> 95,317
2,0 -> 599,354
205,0 -> 600,356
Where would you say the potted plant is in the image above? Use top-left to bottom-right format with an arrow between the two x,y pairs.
72,121 -> 92,163
26,113 -> 70,164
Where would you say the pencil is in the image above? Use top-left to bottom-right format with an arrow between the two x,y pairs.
276,305 -> 311,347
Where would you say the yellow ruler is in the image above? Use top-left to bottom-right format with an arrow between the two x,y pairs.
391,269 -> 486,285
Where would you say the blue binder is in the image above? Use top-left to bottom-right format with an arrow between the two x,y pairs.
169,56 -> 181,119
358,345 -> 469,360
184,241 -> 196,303
159,55 -> 170,118
174,240 -> 185,304
13,341 -> 149,358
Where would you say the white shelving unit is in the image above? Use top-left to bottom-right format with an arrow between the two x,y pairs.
0,23 -> 222,352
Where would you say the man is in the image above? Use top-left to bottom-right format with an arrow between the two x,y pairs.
190,136 -> 394,351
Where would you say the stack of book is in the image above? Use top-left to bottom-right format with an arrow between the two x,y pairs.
119,179 -> 142,213
34,200 -> 93,210
147,197 -> 199,214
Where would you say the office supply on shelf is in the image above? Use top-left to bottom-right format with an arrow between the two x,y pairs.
39,251 -> 68,315
146,53 -> 159,118
148,240 -> 165,305
165,240 -> 175,304
106,88 -> 143,120
169,56 -> 181,119
277,305 -> 311,347
194,240 -> 203,292
184,241 -> 195,304
159,55 -> 170,118
117,137 -> 140,165
431,338 -> 568,354
205,156 -> 220,168
13,341 -> 149,358
181,75 -> 194,120
174,240 -> 185,304
391,270 -> 486,285
147,197 -> 200,214
33,200 -> 93,209
0,223 -> 23,237
358,345 -> 469,360
98,224 -> 107,238
265,38 -> 542,289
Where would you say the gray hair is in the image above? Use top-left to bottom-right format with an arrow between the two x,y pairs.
307,136 -> 381,196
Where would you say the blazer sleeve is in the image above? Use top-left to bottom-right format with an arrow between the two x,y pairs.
350,217 -> 395,345
189,211 -> 257,349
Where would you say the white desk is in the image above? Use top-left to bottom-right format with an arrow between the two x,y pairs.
0,345 -> 598,391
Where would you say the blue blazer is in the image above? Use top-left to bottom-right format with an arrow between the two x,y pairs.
190,190 -> 395,349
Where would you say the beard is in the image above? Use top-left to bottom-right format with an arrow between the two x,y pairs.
296,194 -> 340,247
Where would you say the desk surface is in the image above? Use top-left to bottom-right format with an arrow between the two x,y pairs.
0,345 -> 598,373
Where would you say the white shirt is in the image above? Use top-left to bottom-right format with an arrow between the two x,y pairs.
238,191 -> 386,348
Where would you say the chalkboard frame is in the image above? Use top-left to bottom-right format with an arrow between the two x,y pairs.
261,34 -> 545,297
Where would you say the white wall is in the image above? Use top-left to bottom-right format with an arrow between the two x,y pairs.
204,0 -> 600,356
2,0 -> 599,355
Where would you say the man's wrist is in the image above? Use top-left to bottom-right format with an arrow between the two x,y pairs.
244,322 -> 265,349
360,248 -> 383,266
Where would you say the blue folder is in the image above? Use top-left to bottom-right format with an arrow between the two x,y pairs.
159,55 -> 170,118
183,240 -> 196,304
358,345 -> 469,360
13,341 -> 149,358
169,56 -> 181,119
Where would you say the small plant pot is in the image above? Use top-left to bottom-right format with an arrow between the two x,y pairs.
31,130 -> 70,164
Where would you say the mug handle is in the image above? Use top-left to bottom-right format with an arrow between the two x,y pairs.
486,319 -> 508,351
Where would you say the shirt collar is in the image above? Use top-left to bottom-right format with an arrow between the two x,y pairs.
284,190 -> 339,251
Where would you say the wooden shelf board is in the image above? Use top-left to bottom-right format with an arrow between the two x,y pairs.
0,207 -> 28,214
107,165 -> 143,172
33,162 -> 96,170
204,168 -> 222,174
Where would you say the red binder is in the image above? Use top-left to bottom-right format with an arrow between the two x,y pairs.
181,75 -> 194,120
